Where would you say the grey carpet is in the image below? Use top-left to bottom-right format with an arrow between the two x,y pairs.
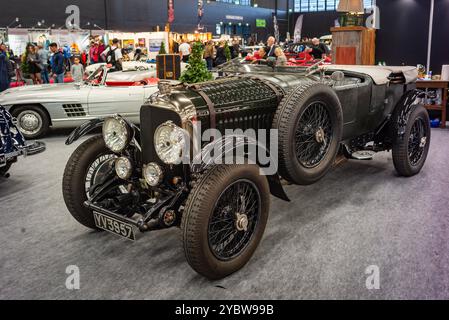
1,128 -> 448,300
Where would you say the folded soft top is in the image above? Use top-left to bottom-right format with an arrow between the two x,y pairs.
324,65 -> 418,85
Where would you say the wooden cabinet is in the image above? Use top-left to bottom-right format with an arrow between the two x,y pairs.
331,26 -> 376,65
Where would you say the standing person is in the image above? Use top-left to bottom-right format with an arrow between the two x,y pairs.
134,48 -> 142,61
214,41 -> 227,67
89,41 -> 99,64
98,40 -> 106,61
0,44 -> 11,92
81,50 -> 88,66
266,36 -> 278,58
26,44 -> 42,84
70,57 -> 84,83
37,44 -> 50,84
49,43 -> 65,84
231,39 -> 240,59
203,40 -> 215,70
179,39 -> 191,63
172,40 -> 179,54
101,38 -> 123,71
6,45 -> 14,60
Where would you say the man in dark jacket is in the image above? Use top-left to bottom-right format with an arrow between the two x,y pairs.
0,44 -> 11,92
49,42 -> 64,84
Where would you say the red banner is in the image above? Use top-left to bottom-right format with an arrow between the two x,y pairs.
168,0 -> 175,23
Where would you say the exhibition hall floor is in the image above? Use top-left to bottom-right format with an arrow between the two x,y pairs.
1,129 -> 449,300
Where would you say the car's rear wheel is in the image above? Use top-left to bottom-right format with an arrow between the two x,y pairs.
181,164 -> 270,280
392,105 -> 431,177
273,83 -> 343,185
11,105 -> 50,139
62,135 -> 116,229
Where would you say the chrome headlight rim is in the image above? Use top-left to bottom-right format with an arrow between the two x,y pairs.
154,121 -> 186,165
143,162 -> 164,187
115,156 -> 133,180
102,115 -> 132,153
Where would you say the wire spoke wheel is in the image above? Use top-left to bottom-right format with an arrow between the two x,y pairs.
408,117 -> 427,166
208,179 -> 261,261
295,102 -> 333,168
84,154 -> 116,198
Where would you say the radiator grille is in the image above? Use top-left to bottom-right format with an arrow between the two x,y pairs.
63,104 -> 86,117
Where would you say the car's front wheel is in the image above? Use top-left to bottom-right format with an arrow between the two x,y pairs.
181,164 -> 270,280
392,105 -> 431,176
11,105 -> 50,139
62,135 -> 116,229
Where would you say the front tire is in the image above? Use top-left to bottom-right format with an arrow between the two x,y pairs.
392,105 -> 431,177
11,105 -> 50,139
181,165 -> 270,280
62,135 -> 114,229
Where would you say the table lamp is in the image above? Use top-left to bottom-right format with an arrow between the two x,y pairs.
337,0 -> 365,27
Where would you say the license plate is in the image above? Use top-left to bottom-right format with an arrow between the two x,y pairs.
93,212 -> 136,241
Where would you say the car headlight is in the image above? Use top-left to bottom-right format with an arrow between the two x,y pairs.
154,121 -> 187,164
143,163 -> 163,186
103,116 -> 132,153
115,157 -> 133,180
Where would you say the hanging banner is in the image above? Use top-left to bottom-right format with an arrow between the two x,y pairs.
293,15 -> 304,43
168,0 -> 175,23
273,16 -> 280,42
197,0 -> 204,31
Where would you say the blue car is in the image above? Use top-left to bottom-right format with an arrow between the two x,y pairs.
0,105 -> 46,178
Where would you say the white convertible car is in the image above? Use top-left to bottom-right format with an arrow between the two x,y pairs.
0,66 -> 160,138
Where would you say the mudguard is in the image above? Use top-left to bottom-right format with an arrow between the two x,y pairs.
65,118 -> 105,145
190,134 -> 290,201
394,89 -> 426,138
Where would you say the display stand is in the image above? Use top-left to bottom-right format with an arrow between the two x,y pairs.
416,80 -> 448,128
330,26 -> 376,65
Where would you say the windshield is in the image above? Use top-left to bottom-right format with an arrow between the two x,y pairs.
85,65 -> 107,85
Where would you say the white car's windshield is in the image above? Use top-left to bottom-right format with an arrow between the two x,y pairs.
85,66 -> 108,85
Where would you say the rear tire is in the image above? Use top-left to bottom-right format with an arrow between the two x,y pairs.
392,105 -> 431,177
181,165 -> 270,280
273,83 -> 343,185
62,135 -> 113,229
11,105 -> 50,139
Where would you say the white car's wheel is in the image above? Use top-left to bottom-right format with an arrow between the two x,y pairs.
11,106 -> 50,139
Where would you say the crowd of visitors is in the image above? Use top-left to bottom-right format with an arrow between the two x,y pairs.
0,34 -> 330,93
0,37 -> 137,92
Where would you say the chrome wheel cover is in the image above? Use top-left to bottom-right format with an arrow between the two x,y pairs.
17,110 -> 42,136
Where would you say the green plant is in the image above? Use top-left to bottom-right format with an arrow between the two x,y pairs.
159,41 -> 167,55
179,42 -> 212,84
224,42 -> 231,62
20,49 -> 31,76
